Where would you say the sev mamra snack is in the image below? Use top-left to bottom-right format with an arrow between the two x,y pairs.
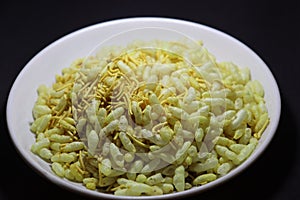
30,40 -> 269,196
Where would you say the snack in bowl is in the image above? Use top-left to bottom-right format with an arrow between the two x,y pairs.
29,39 -> 269,196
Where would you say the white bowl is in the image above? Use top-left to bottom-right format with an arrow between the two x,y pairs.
6,17 -> 281,199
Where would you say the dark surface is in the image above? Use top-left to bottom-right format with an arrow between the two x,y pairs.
1,1 -> 299,199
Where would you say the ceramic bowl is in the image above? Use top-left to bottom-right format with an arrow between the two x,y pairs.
6,17 -> 281,199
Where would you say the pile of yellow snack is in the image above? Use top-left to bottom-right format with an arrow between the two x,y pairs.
30,40 -> 269,196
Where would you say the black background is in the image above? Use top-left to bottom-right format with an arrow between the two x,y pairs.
1,1 -> 300,199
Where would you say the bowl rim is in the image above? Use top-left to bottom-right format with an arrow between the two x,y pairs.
6,17 -> 281,200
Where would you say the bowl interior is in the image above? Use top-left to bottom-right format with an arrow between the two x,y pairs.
6,17 -> 281,199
